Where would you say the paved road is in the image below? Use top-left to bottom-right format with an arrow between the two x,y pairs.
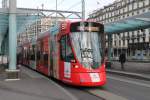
51,79 -> 104,100
1,66 -> 150,100
0,67 -> 77,100
105,73 -> 150,100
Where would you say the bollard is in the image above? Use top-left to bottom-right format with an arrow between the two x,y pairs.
5,68 -> 20,81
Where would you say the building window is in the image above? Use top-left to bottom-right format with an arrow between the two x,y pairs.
119,40 -> 121,46
143,2 -> 145,7
123,40 -> 125,46
132,12 -> 134,15
114,41 -> 117,46
127,39 -> 129,44
143,37 -> 145,42
137,38 -> 140,43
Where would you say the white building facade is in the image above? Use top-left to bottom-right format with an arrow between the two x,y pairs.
2,0 -> 9,8
88,0 -> 150,60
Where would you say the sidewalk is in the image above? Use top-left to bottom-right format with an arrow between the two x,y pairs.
0,66 -> 77,100
106,61 -> 150,81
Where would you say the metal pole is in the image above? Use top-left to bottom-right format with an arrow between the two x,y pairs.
117,35 -> 119,58
56,0 -> 58,23
9,0 -> 17,70
82,0 -> 85,20
0,36 -> 2,54
108,34 -> 112,61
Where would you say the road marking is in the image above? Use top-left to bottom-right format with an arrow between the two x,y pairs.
108,76 -> 150,88
87,89 -> 128,100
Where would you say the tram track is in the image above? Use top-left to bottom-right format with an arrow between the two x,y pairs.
51,78 -> 128,100
85,88 -> 128,100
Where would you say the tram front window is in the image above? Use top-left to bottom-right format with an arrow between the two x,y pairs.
60,35 -> 75,62
70,32 -> 102,69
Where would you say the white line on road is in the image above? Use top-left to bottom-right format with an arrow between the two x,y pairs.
107,76 -> 150,88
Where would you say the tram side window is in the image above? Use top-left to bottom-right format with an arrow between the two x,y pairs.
31,45 -> 35,61
37,41 -> 42,61
44,54 -> 48,61
27,49 -> 30,60
60,35 -> 74,62
60,36 -> 66,60
44,53 -> 48,67
29,47 -> 32,60
37,51 -> 41,60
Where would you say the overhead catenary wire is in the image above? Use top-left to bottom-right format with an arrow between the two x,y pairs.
58,0 -> 65,6
66,1 -> 81,11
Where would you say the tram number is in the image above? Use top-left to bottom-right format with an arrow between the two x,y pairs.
90,73 -> 100,82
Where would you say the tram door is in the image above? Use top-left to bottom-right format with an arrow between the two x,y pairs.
59,35 -> 75,79
50,37 -> 59,79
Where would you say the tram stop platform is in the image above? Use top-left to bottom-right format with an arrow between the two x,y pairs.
0,66 -> 77,100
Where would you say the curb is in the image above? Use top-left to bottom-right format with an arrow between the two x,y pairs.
106,69 -> 150,81
111,60 -> 150,63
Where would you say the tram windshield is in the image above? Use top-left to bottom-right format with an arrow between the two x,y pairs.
70,22 -> 104,69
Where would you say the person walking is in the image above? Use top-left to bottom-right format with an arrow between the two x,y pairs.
119,52 -> 126,70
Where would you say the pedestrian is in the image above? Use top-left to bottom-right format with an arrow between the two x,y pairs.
119,52 -> 126,70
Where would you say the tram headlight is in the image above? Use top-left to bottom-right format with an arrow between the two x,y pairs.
73,65 -> 79,68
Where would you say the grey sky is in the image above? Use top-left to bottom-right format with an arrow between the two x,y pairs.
0,0 -> 116,17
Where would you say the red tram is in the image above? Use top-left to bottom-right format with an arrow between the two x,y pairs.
19,21 -> 106,86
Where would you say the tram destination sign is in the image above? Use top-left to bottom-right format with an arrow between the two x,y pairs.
70,22 -> 103,32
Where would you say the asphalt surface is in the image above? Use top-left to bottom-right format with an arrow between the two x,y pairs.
0,67 -> 77,100
0,66 -> 104,100
105,73 -> 150,100
1,65 -> 150,100
59,85 -> 104,100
